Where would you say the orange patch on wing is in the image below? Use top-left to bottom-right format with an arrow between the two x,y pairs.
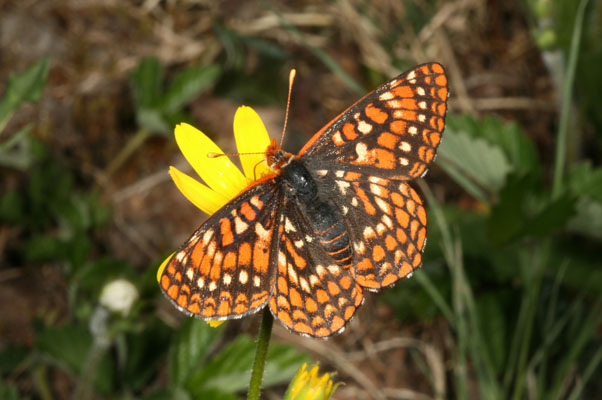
417,226 -> 427,250
177,294 -> 188,308
277,276 -> 289,295
342,122 -> 358,140
381,273 -> 398,286
339,275 -> 353,289
167,285 -> 179,300
395,208 -> 410,228
356,187 -> 377,216
385,234 -> 397,251
160,275 -> 171,290
392,85 -> 414,98
417,206 -> 427,226
330,316 -> 345,332
240,201 -> 256,221
373,245 -> 385,262
365,104 -> 389,124
357,258 -> 373,271
220,218 -> 234,246
253,238 -> 270,273
289,288 -> 303,307
316,289 -> 330,304
327,281 -> 341,296
187,303 -> 200,314
399,261 -> 413,277
437,88 -> 448,102
377,132 -> 399,149
344,305 -> 355,320
373,148 -> 396,169
344,171 -> 362,181
278,310 -> 293,328
305,297 -> 318,313
389,120 -> 407,135
399,98 -> 418,110
239,242 -> 251,266
217,299 -> 231,316
223,251 -> 237,270
250,291 -> 268,308
293,309 -> 308,321
294,322 -> 313,335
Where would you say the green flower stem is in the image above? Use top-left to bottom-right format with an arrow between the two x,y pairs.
247,308 -> 274,400
105,128 -> 150,176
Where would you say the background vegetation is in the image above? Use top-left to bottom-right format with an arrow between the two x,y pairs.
1,0 -> 601,398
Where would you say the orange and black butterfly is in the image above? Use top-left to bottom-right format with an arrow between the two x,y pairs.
160,63 -> 449,337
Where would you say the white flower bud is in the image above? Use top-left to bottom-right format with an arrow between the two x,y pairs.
99,279 -> 138,316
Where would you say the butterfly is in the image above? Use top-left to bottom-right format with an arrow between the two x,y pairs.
160,63 -> 449,338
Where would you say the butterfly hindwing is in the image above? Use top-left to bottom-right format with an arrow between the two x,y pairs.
268,200 -> 363,337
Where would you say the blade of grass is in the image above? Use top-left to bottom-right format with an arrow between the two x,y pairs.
552,0 -> 590,197
547,297 -> 602,399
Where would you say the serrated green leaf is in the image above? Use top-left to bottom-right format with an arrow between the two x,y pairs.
438,128 -> 511,199
446,114 -> 539,175
162,64 -> 220,114
168,319 -> 225,387
130,57 -> 164,109
0,58 -> 49,132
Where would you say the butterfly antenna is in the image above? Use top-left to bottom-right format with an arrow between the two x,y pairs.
279,69 -> 296,147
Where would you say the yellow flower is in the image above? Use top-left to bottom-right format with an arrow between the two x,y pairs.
284,363 -> 340,400
157,106 -> 272,327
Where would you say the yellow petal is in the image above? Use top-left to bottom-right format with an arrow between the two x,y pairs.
157,252 -> 174,282
233,106 -> 273,181
169,166 -> 229,215
207,320 -> 226,328
175,123 -> 247,199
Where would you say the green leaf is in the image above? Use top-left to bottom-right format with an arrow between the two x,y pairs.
162,64 -> 220,114
130,57 -> 164,109
0,125 -> 34,170
567,162 -> 602,202
168,319 -> 225,387
0,58 -> 49,132
438,128 -> 511,200
36,325 -> 92,374
136,108 -> 171,136
487,174 -> 535,245
447,114 -> 539,175
567,197 -> 602,240
186,335 -> 309,396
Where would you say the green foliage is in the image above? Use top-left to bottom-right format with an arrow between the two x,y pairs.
164,319 -> 309,399
129,58 -> 220,136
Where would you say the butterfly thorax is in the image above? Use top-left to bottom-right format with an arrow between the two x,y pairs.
281,159 -> 353,267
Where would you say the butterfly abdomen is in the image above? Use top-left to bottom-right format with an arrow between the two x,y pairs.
282,160 -> 352,267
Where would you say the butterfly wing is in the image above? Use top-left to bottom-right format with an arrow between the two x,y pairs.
268,199 -> 364,337
159,176 -> 283,320
299,63 -> 448,181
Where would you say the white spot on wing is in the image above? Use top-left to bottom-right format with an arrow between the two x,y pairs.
355,142 -> 369,163
399,141 -> 412,152
186,268 -> 194,281
197,277 -> 205,288
239,270 -> 248,284
416,86 -> 426,96
223,273 -> 232,285
357,120 -> 373,134
379,91 -> 394,101
209,281 -> 217,291
256,222 -> 270,240
408,126 -> 418,135
285,217 -> 297,233
336,180 -> 350,194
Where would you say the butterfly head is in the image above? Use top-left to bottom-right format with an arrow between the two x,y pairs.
265,137 -> 293,171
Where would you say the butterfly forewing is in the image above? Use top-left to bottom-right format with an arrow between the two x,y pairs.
299,63 -> 448,181
160,179 -> 282,319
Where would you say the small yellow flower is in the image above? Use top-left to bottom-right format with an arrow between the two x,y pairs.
284,363 -> 340,400
157,106 -> 272,328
